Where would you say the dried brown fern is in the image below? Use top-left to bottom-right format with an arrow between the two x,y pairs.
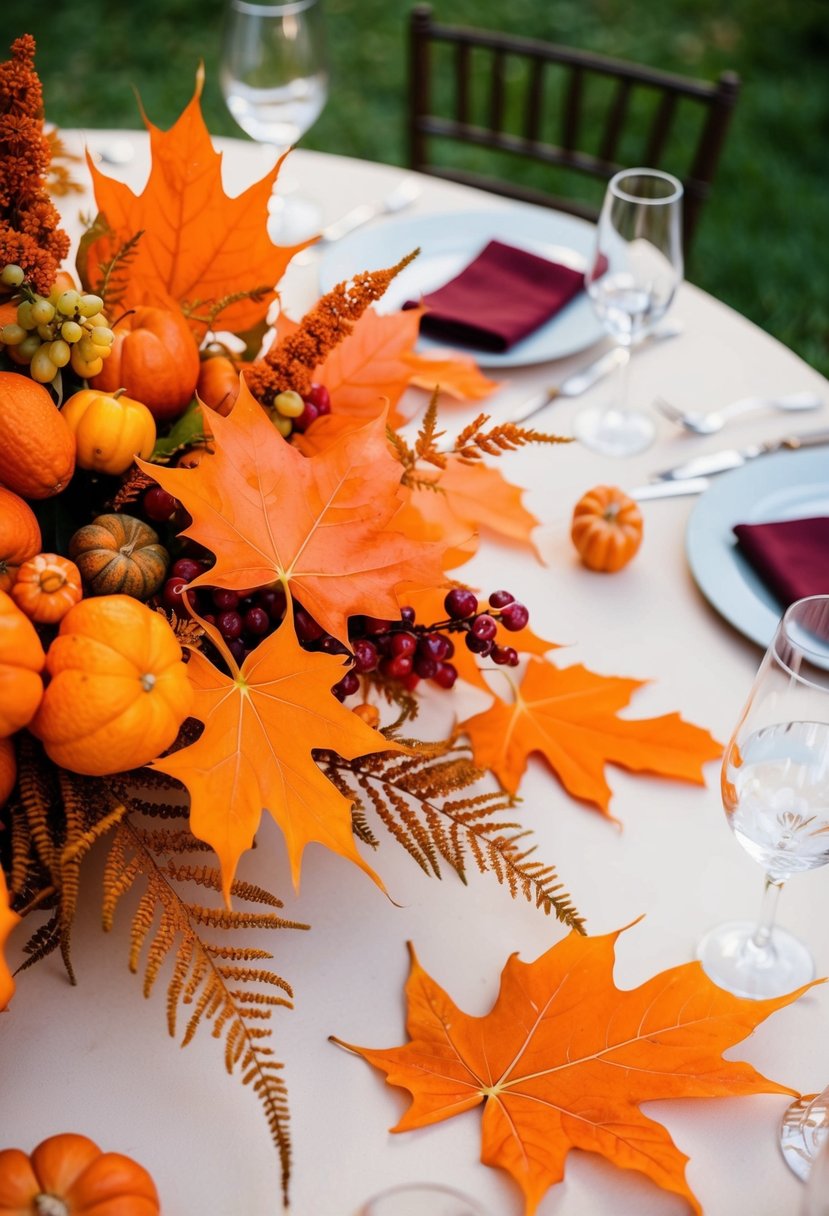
450,413 -> 571,462
316,739 -> 585,932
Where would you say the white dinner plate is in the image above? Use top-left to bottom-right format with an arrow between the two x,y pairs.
685,447 -> 829,649
317,208 -> 605,368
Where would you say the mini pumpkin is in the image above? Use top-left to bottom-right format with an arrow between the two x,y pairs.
11,554 -> 83,624
0,1132 -> 160,1215
61,388 -> 156,476
197,354 -> 240,416
31,594 -> 193,776
571,484 -> 644,572
0,589 -> 45,737
92,305 -> 200,422
0,487 -> 41,592
69,514 -> 169,600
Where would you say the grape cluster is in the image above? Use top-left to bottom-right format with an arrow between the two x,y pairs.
269,384 -> 331,438
0,264 -> 115,384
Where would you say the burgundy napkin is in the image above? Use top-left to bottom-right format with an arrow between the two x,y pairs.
733,517 -> 829,606
405,239 -> 585,353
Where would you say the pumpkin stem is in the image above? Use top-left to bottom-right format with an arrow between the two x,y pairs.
111,307 -> 136,330
603,503 -> 621,522
140,672 -> 157,692
34,1196 -> 70,1216
113,387 -> 127,400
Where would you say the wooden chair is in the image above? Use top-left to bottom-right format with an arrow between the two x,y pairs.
408,5 -> 740,256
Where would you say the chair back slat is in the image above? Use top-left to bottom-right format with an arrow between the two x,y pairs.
600,79 -> 632,164
562,66 -> 583,151
524,58 -> 545,142
644,91 -> 678,166
490,48 -> 507,131
455,42 -> 471,124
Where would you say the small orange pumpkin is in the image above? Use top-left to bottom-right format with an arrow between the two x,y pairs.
0,1132 -> 160,1215
31,595 -> 193,776
61,388 -> 157,476
69,514 -> 169,600
197,354 -> 241,417
0,487 -> 41,592
0,589 -> 45,737
571,484 -> 644,572
0,736 -> 15,808
11,554 -> 83,624
0,864 -> 19,1012
92,305 -> 200,422
0,372 -> 76,499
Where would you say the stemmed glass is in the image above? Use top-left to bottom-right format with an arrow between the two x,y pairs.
357,1184 -> 490,1215
782,1085 -> 829,1184
220,0 -> 328,242
573,167 -> 684,457
697,595 -> 829,1000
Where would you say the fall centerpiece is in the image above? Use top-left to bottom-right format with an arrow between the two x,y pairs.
0,33 -> 764,1214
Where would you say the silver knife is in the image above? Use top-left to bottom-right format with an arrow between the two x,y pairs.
631,477 -> 710,501
509,323 -> 683,426
653,428 -> 829,481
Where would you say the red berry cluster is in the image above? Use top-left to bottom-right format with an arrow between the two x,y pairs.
292,383 -> 331,434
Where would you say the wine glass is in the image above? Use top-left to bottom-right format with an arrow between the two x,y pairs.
220,0 -> 328,242
572,167 -> 684,457
697,595 -> 829,1000
782,1085 -> 829,1184
357,1183 -> 490,1215
800,1111 -> 829,1215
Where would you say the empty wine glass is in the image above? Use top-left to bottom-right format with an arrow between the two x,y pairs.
220,0 -> 328,241
573,167 -> 683,457
357,1183 -> 490,1215
782,1085 -> 829,1184
697,595 -> 829,999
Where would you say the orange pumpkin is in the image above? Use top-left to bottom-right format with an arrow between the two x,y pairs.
0,1132 -> 160,1215
571,484 -> 644,572
11,554 -> 83,624
31,595 -> 193,776
61,388 -> 156,476
92,305 -> 200,422
0,589 -> 45,736
0,737 -> 15,807
69,514 -> 169,600
0,372 -> 76,499
0,487 -> 41,592
0,864 -> 19,1012
197,355 -> 240,416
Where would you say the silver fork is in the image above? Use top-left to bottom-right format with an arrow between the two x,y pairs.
318,176 -> 422,244
654,392 -> 824,435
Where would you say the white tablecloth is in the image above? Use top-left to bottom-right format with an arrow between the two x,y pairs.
2,131 -> 828,1216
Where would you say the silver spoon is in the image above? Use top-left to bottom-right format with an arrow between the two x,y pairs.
654,391 -> 824,435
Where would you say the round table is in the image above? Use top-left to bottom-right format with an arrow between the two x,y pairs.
2,130 -> 828,1216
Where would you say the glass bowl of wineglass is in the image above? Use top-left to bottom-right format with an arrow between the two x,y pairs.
697,594 -> 829,1000
220,0 -> 328,242
572,167 -> 683,457
356,1182 -> 490,1215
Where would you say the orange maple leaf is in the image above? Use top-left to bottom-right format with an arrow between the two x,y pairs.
0,866 -> 19,1011
460,657 -> 722,806
334,928 -> 812,1215
403,350 -> 499,401
154,609 -> 398,897
81,67 -> 307,338
314,306 -> 423,427
143,380 -> 447,644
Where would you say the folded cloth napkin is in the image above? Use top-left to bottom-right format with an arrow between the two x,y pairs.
405,239 -> 585,353
733,516 -> 829,606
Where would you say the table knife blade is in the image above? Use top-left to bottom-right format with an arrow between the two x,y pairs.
630,478 -> 710,501
653,427 -> 829,481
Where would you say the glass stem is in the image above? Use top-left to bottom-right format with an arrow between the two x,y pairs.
751,874 -> 784,951
615,341 -> 633,412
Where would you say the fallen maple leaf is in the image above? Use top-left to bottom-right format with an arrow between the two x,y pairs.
80,67 -> 306,339
314,306 -> 424,427
154,608 -> 399,897
0,867 -> 19,1010
403,350 -> 499,401
334,928 -> 812,1215
460,657 -> 721,807
143,381 -> 447,644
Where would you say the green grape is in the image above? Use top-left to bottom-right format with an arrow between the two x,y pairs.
16,300 -> 35,330
49,339 -> 71,368
56,289 -> 81,316
0,264 -> 24,288
70,345 -> 102,377
77,293 -> 104,317
90,326 -> 114,346
30,297 -> 55,324
271,412 -> 293,438
17,334 -> 41,362
36,323 -> 54,341
0,323 -> 27,345
60,320 -> 83,343
274,389 -> 305,418
77,336 -> 99,361
30,344 -> 58,384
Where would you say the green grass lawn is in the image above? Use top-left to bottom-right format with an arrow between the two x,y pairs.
3,0 -> 827,376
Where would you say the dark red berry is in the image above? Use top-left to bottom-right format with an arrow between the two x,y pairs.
433,662 -> 458,689
162,576 -> 189,610
491,644 -> 518,666
292,400 -> 319,433
244,606 -> 270,636
444,588 -> 478,619
384,653 -> 414,679
320,636 -> 348,655
171,557 -> 204,582
363,616 -> 391,635
353,639 -> 379,672
260,587 -> 287,620
331,680 -> 347,702
307,383 -> 331,415
488,589 -> 515,609
143,486 -> 178,522
217,610 -> 243,640
500,602 -> 529,632
465,633 -> 492,656
420,632 -> 449,662
414,653 -> 437,679
201,612 -> 217,627
213,588 -> 240,611
471,613 -> 497,641
295,607 -> 325,642
340,670 -> 360,697
390,631 -> 417,658
399,605 -> 416,624
227,638 -> 246,665
402,672 -> 420,691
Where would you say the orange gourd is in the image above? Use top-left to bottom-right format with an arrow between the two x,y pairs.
92,305 -> 200,422
0,487 -> 41,592
31,595 -> 193,776
571,484 -> 644,572
11,554 -> 83,624
197,355 -> 240,416
0,737 -> 15,807
0,589 -> 45,736
0,864 -> 19,1012
61,388 -> 156,475
0,1132 -> 160,1215
0,372 -> 76,499
69,514 -> 169,600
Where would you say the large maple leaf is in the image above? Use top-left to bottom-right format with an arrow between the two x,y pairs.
154,610 -> 399,897
335,928 -> 812,1215
143,380 -> 447,644
460,657 -> 721,807
80,68 -> 306,338
314,306 -> 424,427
